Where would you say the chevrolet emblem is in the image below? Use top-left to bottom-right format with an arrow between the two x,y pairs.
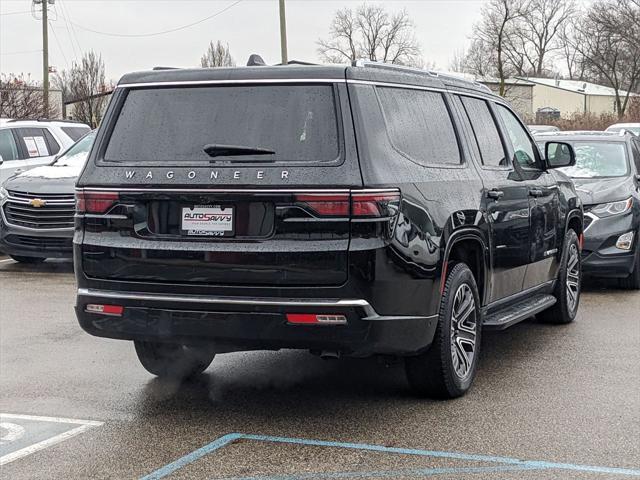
29,198 -> 47,208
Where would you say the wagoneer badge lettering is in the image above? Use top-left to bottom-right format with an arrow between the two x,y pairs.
123,170 -> 290,181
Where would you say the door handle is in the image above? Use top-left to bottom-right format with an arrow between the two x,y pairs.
529,188 -> 543,197
487,189 -> 504,200
14,169 -> 24,174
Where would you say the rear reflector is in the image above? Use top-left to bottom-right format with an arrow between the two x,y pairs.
85,304 -> 124,316
286,313 -> 347,325
76,191 -> 119,214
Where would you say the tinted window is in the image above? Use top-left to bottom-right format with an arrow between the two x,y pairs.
104,85 -> 340,164
62,126 -> 91,141
460,97 -> 507,167
15,128 -> 53,158
377,87 -> 461,166
495,104 -> 539,169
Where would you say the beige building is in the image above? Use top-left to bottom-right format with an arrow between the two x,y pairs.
479,78 -> 534,118
516,77 -> 638,119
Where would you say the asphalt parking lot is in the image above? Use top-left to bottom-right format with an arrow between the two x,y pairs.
0,256 -> 639,479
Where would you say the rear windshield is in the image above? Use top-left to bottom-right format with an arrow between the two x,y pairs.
103,85 -> 341,164
62,126 -> 91,141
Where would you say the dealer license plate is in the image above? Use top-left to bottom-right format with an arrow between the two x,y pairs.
180,205 -> 234,237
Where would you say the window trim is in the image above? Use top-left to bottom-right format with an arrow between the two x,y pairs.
374,85 -> 466,170
96,83 -> 346,168
458,94 -> 513,172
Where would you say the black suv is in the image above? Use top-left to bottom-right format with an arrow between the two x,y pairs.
75,61 -> 583,398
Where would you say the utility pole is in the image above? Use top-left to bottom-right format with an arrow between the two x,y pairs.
34,0 -> 50,117
279,0 -> 288,65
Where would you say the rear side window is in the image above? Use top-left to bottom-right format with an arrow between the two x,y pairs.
61,126 -> 91,141
104,85 -> 341,164
377,87 -> 461,166
14,128 -> 54,158
43,129 -> 60,155
460,96 -> 508,168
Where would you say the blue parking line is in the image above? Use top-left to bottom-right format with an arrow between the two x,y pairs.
219,464 -> 546,480
139,433 -> 640,479
139,433 -> 243,480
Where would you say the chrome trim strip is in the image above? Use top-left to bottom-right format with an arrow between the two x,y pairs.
6,195 -> 75,206
76,187 -> 398,194
77,288 -> 376,317
117,78 -> 348,88
584,212 -> 598,233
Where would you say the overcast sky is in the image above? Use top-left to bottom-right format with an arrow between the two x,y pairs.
0,0 -> 493,83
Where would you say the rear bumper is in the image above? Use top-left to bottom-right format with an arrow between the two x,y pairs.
75,288 -> 438,356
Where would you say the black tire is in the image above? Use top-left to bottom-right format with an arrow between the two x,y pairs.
405,262 -> 481,399
538,229 -> 581,324
10,255 -> 45,264
618,235 -> 640,290
134,341 -> 215,379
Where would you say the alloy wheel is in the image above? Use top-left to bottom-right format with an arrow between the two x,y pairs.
450,283 -> 477,379
566,244 -> 580,312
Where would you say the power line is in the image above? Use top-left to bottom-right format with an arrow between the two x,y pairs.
0,49 -> 42,56
66,0 -> 243,38
57,0 -> 80,61
49,21 -> 70,69
0,10 -> 31,16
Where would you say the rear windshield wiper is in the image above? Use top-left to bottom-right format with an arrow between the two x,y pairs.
203,143 -> 276,159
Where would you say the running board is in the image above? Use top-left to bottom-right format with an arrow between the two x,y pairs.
483,294 -> 557,330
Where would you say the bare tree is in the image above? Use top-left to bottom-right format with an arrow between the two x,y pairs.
0,73 -> 59,119
200,40 -> 235,68
68,51 -> 108,128
467,0 -> 529,95
571,0 -> 640,117
317,4 -> 421,66
51,70 -> 72,118
556,21 -> 586,80
516,0 -> 577,76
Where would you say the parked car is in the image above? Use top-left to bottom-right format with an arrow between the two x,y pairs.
528,125 -> 560,134
537,131 -> 640,289
0,119 -> 90,184
606,123 -> 640,136
0,130 -> 96,263
74,61 -> 583,399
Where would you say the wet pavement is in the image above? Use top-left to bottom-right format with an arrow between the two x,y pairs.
0,257 -> 639,479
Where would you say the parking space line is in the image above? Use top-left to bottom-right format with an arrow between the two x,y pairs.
139,433 -> 640,479
0,413 -> 103,466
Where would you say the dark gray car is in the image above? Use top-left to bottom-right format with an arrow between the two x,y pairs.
0,131 -> 95,262
537,131 -> 640,289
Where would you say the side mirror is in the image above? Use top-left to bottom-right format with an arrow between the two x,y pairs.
545,141 -> 576,168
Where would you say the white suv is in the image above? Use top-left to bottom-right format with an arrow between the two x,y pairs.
0,119 -> 91,184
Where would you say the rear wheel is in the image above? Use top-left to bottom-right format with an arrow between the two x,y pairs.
9,255 -> 45,263
618,235 -> 640,290
134,341 -> 215,379
405,263 -> 481,399
538,229 -> 581,324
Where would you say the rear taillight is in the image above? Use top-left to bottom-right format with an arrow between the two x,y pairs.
351,190 -> 401,219
294,190 -> 400,219
295,193 -> 350,217
76,191 -> 119,214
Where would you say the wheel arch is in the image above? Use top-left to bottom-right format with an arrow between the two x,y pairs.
442,229 -> 489,307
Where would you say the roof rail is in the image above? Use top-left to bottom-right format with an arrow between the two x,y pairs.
352,59 -> 439,78
153,66 -> 180,71
7,118 -> 86,125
